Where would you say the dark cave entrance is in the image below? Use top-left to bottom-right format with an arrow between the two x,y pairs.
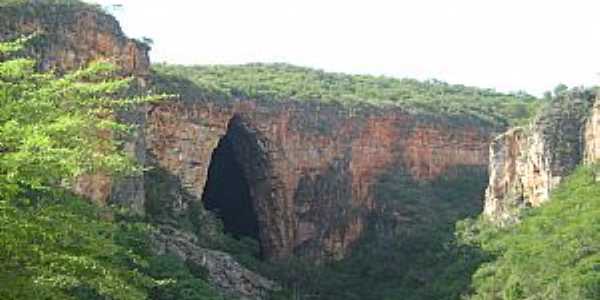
201,118 -> 261,244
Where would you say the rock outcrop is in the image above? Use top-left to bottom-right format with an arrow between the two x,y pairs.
0,2 -> 149,76
151,225 -> 279,300
584,98 -> 600,163
484,89 -> 597,224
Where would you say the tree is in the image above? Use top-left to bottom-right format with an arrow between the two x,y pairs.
0,37 -> 159,299
553,83 -> 569,96
0,36 -> 156,198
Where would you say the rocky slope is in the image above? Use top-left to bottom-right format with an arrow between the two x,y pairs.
151,225 -> 279,300
484,89 -> 598,224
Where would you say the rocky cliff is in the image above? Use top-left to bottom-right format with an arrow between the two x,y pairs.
1,1 -> 501,263
0,2 -> 149,76
2,0 -> 503,263
145,99 -> 496,260
584,98 -> 600,163
484,89 -> 597,224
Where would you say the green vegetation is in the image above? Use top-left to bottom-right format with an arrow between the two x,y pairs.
152,63 -> 541,126
0,38 -> 221,299
461,165 -> 600,300
0,189 -> 150,299
0,0 -> 99,9
0,35 -> 143,206
145,255 -> 221,300
243,164 -> 600,300
2,4 -> 597,299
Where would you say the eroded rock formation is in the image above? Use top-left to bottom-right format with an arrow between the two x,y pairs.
145,100 -> 495,260
585,99 -> 600,163
0,2 -> 149,76
2,2 -> 498,263
484,90 -> 597,224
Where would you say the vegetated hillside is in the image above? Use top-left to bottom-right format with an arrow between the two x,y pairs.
152,63 -> 541,126
461,165 -> 600,300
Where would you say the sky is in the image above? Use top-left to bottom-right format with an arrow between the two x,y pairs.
88,0 -> 600,96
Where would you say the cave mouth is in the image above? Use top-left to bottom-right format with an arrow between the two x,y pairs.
201,119 -> 261,244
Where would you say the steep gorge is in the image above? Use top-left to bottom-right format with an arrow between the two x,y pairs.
144,99 -> 496,260
0,2 -> 531,299
1,1 -> 501,262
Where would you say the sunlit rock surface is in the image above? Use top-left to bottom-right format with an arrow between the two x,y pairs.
484,90 -> 597,224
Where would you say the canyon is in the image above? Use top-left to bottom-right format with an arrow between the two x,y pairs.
1,2 -> 500,262
144,99 -> 495,260
7,2 -> 599,299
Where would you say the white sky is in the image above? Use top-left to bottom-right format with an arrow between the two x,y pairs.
88,0 -> 600,96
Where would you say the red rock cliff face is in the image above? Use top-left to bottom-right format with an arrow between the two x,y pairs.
0,3 -> 149,76
145,100 -> 494,260
2,3 -> 496,261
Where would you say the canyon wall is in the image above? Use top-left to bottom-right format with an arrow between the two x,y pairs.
2,2 -> 497,262
584,98 -> 600,163
484,89 -> 598,224
145,100 -> 495,260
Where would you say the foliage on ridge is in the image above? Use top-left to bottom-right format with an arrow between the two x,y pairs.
0,0 -> 97,9
152,63 -> 541,126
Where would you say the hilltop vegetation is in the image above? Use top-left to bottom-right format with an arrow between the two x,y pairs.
0,0 -> 99,9
152,63 -> 540,126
